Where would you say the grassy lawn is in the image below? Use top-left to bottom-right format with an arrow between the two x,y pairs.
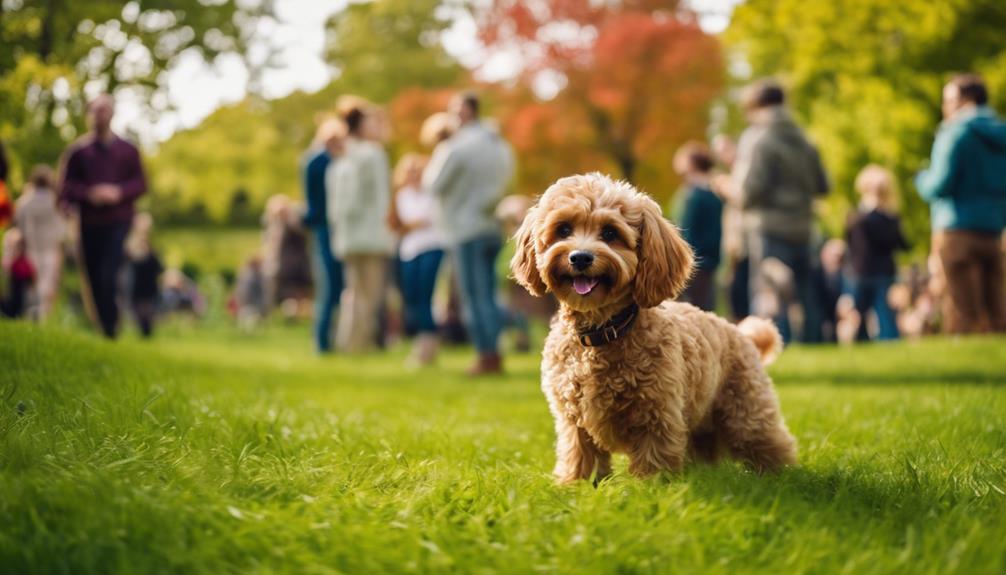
1,321 -> 1005,574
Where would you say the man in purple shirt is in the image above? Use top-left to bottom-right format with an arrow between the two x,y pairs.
60,94 -> 147,338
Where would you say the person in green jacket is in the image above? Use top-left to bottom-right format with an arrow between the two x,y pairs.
916,74 -> 1006,334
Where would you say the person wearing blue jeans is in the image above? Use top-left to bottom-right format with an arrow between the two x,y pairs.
850,276 -> 899,340
311,227 -> 344,351
845,165 -> 910,342
423,92 -> 514,375
748,232 -> 821,344
454,234 -> 504,361
301,121 -> 344,353
392,153 -> 445,365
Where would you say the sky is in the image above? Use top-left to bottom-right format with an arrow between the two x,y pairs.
116,0 -> 741,143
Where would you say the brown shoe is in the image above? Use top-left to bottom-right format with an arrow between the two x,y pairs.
466,352 -> 503,376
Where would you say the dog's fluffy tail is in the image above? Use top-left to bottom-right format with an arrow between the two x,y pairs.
737,316 -> 783,366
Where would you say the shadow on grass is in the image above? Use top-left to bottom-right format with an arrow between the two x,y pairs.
682,462 -> 967,538
774,370 -> 1006,387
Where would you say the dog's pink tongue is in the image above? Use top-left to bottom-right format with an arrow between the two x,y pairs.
573,276 -> 599,295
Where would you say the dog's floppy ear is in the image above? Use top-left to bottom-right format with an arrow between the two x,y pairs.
510,202 -> 547,297
632,196 -> 694,308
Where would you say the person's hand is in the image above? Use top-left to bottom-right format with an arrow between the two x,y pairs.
711,173 -> 737,203
88,184 -> 122,205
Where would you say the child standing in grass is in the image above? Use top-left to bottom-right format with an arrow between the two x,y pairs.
673,141 -> 724,312
2,229 -> 35,318
126,213 -> 163,338
845,165 -> 910,341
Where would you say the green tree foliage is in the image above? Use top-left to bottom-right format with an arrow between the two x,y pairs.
727,0 -> 1006,247
0,0 -> 271,185
324,0 -> 462,103
148,0 -> 463,224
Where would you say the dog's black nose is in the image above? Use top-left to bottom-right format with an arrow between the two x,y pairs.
569,251 -> 595,271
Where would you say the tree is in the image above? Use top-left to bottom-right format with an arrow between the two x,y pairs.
147,0 -> 466,224
727,0 -> 1006,246
0,0 -> 272,184
475,1 -> 724,202
324,0 -> 463,104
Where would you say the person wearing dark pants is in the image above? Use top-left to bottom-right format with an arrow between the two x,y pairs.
733,79 -> 830,342
59,94 -> 147,339
126,223 -> 164,339
80,222 -> 130,336
747,233 -> 817,344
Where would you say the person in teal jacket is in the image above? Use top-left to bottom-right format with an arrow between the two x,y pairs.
915,74 -> 1006,333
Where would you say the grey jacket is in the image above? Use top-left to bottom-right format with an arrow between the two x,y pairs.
423,121 -> 514,245
735,108 -> 829,243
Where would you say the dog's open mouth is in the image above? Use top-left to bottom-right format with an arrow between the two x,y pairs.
560,273 -> 608,296
572,276 -> 599,295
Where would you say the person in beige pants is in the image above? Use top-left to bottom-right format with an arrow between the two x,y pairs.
327,100 -> 395,353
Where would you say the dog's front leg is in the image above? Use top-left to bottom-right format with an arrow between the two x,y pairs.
553,418 -> 610,484
627,420 -> 688,477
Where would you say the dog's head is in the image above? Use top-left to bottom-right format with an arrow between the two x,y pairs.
511,173 -> 693,314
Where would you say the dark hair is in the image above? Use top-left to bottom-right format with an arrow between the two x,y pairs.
29,164 -> 55,189
459,91 -> 480,117
677,141 -> 715,174
343,107 -> 366,135
741,79 -> 786,110
950,74 -> 988,106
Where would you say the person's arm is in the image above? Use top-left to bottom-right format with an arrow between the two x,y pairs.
740,139 -> 774,210
117,144 -> 147,201
58,146 -> 90,204
423,141 -> 460,198
301,155 -> 325,226
679,190 -> 700,248
916,126 -> 963,202
325,161 -> 342,228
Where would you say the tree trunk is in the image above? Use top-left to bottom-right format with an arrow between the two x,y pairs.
616,153 -> 636,184
39,0 -> 59,60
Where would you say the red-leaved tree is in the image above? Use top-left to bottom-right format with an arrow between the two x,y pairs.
476,0 -> 724,202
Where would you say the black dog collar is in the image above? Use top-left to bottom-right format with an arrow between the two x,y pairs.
578,303 -> 640,347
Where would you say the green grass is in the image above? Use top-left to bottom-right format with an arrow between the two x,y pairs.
1,321 -> 1005,574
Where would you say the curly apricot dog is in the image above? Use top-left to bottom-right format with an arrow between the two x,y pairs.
511,173 -> 797,483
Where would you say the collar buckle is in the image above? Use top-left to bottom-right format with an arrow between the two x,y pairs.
603,325 -> 619,342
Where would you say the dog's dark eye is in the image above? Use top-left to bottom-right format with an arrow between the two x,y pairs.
556,222 -> 573,238
600,225 -> 619,243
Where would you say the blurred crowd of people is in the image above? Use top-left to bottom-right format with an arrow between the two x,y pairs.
230,91 -> 521,374
1,73 -> 1003,365
670,73 -> 1005,343
0,96 -> 201,336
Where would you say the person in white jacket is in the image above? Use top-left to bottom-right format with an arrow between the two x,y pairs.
423,92 -> 514,374
326,104 -> 395,353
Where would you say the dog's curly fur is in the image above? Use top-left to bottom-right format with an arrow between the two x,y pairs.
511,173 -> 797,483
